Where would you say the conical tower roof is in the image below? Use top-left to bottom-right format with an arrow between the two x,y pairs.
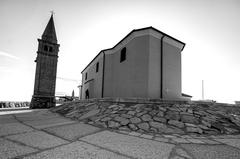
42,15 -> 57,43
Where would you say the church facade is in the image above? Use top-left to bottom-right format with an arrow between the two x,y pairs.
81,27 -> 188,100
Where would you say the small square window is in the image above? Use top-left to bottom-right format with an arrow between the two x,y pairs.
96,62 -> 99,73
85,73 -> 88,80
120,47 -> 126,63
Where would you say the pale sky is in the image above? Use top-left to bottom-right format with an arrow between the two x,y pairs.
0,0 -> 239,103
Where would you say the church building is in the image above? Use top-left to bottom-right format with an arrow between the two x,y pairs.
81,27 -> 189,100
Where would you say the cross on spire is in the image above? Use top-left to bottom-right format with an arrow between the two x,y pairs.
50,10 -> 55,16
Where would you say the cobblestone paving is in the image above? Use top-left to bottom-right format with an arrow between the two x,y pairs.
0,109 -> 240,159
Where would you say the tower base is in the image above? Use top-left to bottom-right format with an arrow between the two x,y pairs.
30,95 -> 55,109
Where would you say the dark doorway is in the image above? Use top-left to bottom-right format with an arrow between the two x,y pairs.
85,89 -> 89,99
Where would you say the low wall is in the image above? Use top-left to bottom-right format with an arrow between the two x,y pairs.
0,101 -> 30,108
52,100 -> 240,135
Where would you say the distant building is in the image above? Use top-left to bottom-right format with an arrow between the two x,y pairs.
30,15 -> 60,108
81,27 -> 189,100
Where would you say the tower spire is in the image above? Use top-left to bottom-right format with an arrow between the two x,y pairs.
42,14 -> 57,43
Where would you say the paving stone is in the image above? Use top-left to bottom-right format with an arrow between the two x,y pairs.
186,138 -> 205,144
24,118 -> 76,129
141,114 -> 152,121
128,131 -> 142,136
138,122 -> 150,131
136,111 -> 148,117
81,131 -> 175,159
130,117 -> 141,124
114,116 -> 129,125
186,126 -> 203,134
198,124 -> 210,130
108,121 -> 120,128
6,130 -> 68,149
171,138 -> 190,143
127,111 -> 135,115
149,127 -> 158,133
140,134 -> 153,139
163,135 -> 177,138
175,148 -> 192,158
160,127 -> 176,134
119,126 -> 130,131
44,123 -> 100,140
201,120 -> 212,127
108,104 -> 119,109
118,130 -> 130,134
0,115 -> 18,124
23,141 -> 130,159
165,111 -> 180,120
157,111 -> 164,117
0,138 -> 37,159
181,115 -> 199,124
158,106 -> 167,112
170,126 -> 185,134
181,144 -> 240,159
0,123 -> 34,136
168,120 -> 184,128
200,139 -> 220,144
154,137 -> 169,142
149,121 -> 167,129
170,156 -> 185,159
181,135 -> 193,139
95,121 -> 108,128
225,127 -> 239,134
153,116 -> 167,123
213,138 -> 240,148
128,124 -> 138,130
78,109 -> 100,120
100,117 -> 112,122
121,114 -> 132,119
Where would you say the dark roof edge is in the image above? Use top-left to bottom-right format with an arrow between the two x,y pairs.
81,26 -> 186,73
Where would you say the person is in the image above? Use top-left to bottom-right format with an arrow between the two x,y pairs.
85,89 -> 89,99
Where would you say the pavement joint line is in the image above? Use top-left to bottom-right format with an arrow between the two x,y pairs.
210,139 -> 240,151
40,120 -> 81,129
13,110 -> 77,130
177,144 -> 196,159
2,136 -> 41,151
39,128 -> 73,142
14,140 -> 79,159
0,129 -> 36,138
114,130 -> 178,145
76,128 -> 107,140
12,114 -> 41,131
78,139 -> 136,159
12,111 -> 73,143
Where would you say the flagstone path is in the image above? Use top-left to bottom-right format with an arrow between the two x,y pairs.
0,109 -> 240,159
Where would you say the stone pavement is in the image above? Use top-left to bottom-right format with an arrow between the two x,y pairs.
1,109 -> 240,159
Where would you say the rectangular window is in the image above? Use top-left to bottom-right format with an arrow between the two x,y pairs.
120,47 -> 126,63
85,72 -> 88,80
96,62 -> 99,73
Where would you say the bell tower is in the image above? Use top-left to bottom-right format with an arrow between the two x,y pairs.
30,14 -> 60,109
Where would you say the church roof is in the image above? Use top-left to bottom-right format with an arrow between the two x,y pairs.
42,15 -> 57,43
81,26 -> 185,73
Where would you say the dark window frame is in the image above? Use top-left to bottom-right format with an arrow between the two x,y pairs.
96,62 -> 99,73
85,72 -> 88,80
44,45 -> 48,51
120,47 -> 126,63
49,46 -> 53,52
